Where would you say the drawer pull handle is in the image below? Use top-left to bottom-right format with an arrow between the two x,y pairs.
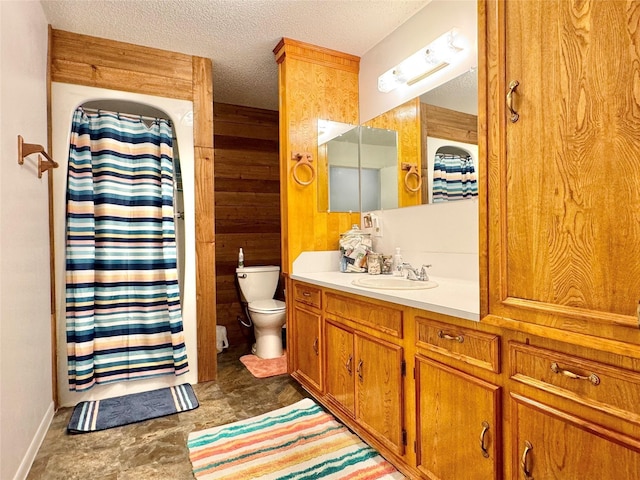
345,355 -> 353,375
550,362 -> 600,386
438,330 -> 464,343
302,291 -> 311,297
521,441 -> 533,480
357,359 -> 364,382
479,421 -> 490,458
313,338 -> 319,356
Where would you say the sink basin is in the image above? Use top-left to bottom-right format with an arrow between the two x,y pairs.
351,276 -> 438,290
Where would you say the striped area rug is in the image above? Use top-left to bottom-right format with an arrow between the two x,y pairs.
67,383 -> 198,433
188,398 -> 405,479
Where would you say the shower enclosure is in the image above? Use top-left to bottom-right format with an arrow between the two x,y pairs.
51,83 -> 197,406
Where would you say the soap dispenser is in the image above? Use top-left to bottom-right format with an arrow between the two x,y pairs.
392,248 -> 403,277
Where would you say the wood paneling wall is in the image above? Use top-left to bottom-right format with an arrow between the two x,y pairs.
273,38 -> 361,274
213,103 -> 281,348
49,29 -> 217,382
422,103 -> 478,144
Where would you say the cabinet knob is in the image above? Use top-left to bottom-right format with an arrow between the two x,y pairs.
345,355 -> 353,375
312,338 -> 319,356
357,359 -> 364,382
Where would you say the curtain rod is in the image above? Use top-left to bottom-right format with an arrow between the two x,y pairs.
80,107 -> 171,124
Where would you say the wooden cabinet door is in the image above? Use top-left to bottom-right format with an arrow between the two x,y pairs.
511,393 -> 640,479
292,304 -> 322,391
484,0 -> 640,335
416,356 -> 501,480
355,332 -> 405,455
325,319 -> 355,415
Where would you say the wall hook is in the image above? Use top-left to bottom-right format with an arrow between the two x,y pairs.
291,152 -> 315,186
18,135 -> 58,178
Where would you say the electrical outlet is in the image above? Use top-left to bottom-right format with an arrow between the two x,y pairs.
373,218 -> 383,237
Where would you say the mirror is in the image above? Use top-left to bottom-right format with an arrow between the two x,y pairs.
318,121 -> 398,212
318,69 -> 477,213
317,0 -> 478,213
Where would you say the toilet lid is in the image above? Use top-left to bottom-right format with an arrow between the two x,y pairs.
248,299 -> 286,314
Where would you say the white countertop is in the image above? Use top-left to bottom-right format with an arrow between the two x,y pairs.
289,271 -> 480,321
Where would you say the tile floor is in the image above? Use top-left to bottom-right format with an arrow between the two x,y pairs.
27,345 -> 309,479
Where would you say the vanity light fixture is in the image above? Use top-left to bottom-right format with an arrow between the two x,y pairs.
377,28 -> 464,93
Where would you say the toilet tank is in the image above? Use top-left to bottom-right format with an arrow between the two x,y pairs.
236,265 -> 280,303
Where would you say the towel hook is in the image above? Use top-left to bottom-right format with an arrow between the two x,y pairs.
401,162 -> 422,193
18,135 -> 58,178
292,152 -> 315,186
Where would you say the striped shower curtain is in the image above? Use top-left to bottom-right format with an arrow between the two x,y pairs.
432,153 -> 478,202
65,107 -> 189,392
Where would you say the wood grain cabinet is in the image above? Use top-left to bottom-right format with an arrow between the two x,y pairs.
484,0 -> 640,339
416,357 -> 501,480
324,315 -> 405,456
415,316 -> 502,480
507,339 -> 640,478
290,284 -> 322,393
511,393 -> 640,480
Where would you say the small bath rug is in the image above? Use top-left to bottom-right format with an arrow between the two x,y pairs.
67,383 -> 198,434
188,397 -> 405,479
239,352 -> 287,378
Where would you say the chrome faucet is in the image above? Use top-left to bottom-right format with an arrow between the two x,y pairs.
401,263 -> 432,281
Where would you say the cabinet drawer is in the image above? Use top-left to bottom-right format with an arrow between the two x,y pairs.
416,317 -> 500,373
510,342 -> 640,425
293,282 -> 321,309
325,292 -> 402,338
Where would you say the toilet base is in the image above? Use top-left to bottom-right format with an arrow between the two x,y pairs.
254,330 -> 284,359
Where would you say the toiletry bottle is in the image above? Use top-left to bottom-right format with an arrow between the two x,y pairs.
392,248 -> 403,277
238,248 -> 244,267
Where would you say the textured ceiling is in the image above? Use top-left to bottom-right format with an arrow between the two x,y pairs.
41,0 -> 431,111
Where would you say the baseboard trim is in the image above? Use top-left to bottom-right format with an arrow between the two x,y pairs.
13,401 -> 55,480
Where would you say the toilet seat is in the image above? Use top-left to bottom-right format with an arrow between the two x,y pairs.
248,299 -> 286,314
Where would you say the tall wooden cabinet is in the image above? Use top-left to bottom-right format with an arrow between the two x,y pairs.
481,1 -> 640,477
483,0 -> 640,340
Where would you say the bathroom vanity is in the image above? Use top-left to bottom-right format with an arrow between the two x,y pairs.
288,272 -> 640,479
275,1 -> 640,477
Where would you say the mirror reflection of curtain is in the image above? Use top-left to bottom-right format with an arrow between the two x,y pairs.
65,107 -> 189,392
432,152 -> 478,202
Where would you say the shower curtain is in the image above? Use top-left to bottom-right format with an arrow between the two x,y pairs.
65,107 -> 189,392
432,153 -> 478,202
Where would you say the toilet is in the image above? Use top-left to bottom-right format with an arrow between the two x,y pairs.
236,265 -> 286,359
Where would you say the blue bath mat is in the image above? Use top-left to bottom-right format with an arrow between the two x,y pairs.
67,383 -> 198,434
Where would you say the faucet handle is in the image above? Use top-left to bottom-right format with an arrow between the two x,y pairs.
419,264 -> 432,281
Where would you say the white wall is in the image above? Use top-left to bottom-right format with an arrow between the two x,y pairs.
0,2 -> 55,479
359,0 -> 477,123
363,201 -> 479,282
51,83 -> 198,407
358,0 -> 479,283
